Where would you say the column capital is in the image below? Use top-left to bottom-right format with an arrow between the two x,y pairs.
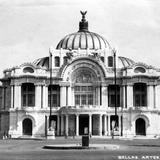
98,113 -> 103,116
35,83 -> 44,86
59,82 -> 70,87
14,83 -> 22,86
127,83 -> 133,86
147,83 -> 157,86
101,83 -> 109,87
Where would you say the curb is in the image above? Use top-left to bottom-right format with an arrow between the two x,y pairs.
43,144 -> 120,150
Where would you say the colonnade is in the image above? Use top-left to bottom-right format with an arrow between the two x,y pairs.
55,113 -> 123,136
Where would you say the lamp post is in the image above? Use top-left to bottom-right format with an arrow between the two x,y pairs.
113,48 -> 117,117
111,48 -> 118,139
49,48 -> 52,129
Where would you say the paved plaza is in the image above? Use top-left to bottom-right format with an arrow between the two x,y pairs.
0,137 -> 160,160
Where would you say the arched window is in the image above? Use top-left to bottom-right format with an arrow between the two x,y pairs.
108,85 -> 120,107
48,85 -> 60,107
73,69 -> 96,106
55,56 -> 60,67
22,83 -> 35,107
133,83 -> 147,107
23,67 -> 34,73
108,56 -> 113,67
134,67 -> 146,73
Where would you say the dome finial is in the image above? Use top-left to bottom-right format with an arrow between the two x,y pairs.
79,11 -> 88,32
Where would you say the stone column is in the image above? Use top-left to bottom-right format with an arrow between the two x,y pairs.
46,86 -> 49,108
35,85 -> 41,109
61,115 -> 64,135
122,85 -> 126,108
89,114 -> 92,135
99,114 -> 102,136
65,115 -> 69,136
120,86 -> 123,108
1,87 -> 4,109
71,87 -> 74,106
11,85 -> 14,108
60,86 -> 66,107
98,86 -> 101,106
127,84 -> 133,108
155,85 -> 160,109
101,85 -> 108,108
42,85 -> 48,108
76,114 -> 79,136
42,85 -> 45,108
57,115 -> 60,136
147,85 -> 154,109
119,115 -> 121,135
108,115 -> 111,136
153,85 -> 156,108
104,115 -> 107,135
14,85 -> 21,109
68,87 -> 72,106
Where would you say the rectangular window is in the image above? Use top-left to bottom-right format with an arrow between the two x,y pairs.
88,94 -> 93,105
75,95 -> 80,105
108,85 -> 120,107
48,85 -> 60,107
63,56 -> 68,65
74,86 -> 94,106
81,95 -> 87,105
134,83 -> 147,107
22,83 -> 35,107
108,56 -> 113,67
55,56 -> 60,67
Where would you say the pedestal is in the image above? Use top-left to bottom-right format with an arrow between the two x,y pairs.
82,135 -> 89,147
47,128 -> 55,139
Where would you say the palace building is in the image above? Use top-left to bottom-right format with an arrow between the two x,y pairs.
0,12 -> 160,138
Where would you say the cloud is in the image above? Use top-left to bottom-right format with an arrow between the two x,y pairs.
0,0 -> 99,7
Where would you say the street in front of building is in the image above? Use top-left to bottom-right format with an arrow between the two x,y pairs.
1,138 -> 160,160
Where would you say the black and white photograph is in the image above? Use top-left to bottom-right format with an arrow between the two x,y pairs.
0,0 -> 160,159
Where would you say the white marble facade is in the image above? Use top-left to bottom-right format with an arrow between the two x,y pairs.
0,12 -> 160,138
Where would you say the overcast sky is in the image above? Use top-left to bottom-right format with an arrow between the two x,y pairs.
0,0 -> 160,76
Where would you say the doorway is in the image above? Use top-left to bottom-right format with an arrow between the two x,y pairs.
23,118 -> 32,135
136,118 -> 146,136
79,115 -> 89,135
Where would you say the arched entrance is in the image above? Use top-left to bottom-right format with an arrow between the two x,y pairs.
136,118 -> 146,136
23,118 -> 32,135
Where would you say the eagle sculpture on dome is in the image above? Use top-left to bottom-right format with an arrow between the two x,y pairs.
80,11 -> 87,20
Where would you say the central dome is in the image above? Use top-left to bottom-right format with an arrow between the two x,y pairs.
56,11 -> 111,50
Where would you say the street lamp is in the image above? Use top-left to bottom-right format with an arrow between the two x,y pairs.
49,47 -> 53,129
113,48 -> 117,117
111,48 -> 118,138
